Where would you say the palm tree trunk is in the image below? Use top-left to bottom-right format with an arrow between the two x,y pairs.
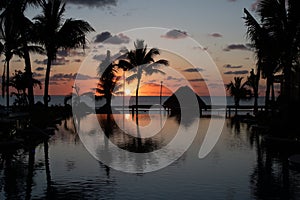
106,93 -> 112,113
25,147 -> 35,200
123,71 -> 125,113
254,66 -> 261,114
265,76 -> 271,109
6,60 -> 10,108
283,63 -> 292,102
135,78 -> 141,116
44,57 -> 51,108
271,78 -> 275,103
235,98 -> 239,116
44,140 -> 52,189
23,45 -> 34,107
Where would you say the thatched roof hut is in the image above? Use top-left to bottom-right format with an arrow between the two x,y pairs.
163,86 -> 206,115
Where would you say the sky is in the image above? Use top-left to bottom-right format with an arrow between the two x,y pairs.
1,0 -> 270,97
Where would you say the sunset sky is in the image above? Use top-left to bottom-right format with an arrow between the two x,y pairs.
1,0 -> 267,97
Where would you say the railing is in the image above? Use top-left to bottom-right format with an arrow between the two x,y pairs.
95,104 -> 266,118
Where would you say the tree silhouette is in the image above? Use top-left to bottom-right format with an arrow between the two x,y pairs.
1,0 -> 44,108
244,0 -> 300,105
117,40 -> 168,115
96,51 -> 121,113
226,77 -> 252,115
247,69 -> 259,114
9,70 -> 41,107
0,5 -> 22,108
33,0 -> 94,108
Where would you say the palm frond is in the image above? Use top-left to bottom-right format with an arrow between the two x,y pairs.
117,59 -> 134,71
144,68 -> 165,76
126,73 -> 138,84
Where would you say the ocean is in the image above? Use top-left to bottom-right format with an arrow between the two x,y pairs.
0,95 -> 266,107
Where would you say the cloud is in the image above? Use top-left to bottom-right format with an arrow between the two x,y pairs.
57,49 -> 69,57
50,73 -> 97,81
105,33 -> 130,44
227,0 -> 237,2
35,67 -> 45,71
93,52 -> 122,61
223,64 -> 243,69
66,0 -> 117,8
209,33 -> 223,38
32,72 -> 43,77
34,57 -> 69,66
161,29 -> 188,39
183,67 -> 205,73
193,46 -> 208,51
188,78 -> 207,82
224,70 -> 249,75
166,76 -> 184,81
94,31 -> 130,44
94,31 -> 112,43
73,59 -> 82,63
223,44 -> 250,51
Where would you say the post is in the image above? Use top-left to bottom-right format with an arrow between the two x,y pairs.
160,81 -> 163,106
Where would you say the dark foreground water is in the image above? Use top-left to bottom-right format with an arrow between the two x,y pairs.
1,114 -> 300,200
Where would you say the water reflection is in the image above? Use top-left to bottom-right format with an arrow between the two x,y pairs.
249,129 -> 300,199
1,114 -> 300,199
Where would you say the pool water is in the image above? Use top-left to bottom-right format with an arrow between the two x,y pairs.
1,114 -> 300,200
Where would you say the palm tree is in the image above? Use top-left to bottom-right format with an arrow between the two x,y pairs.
33,0 -> 94,108
226,77 -> 252,115
247,69 -> 259,114
10,70 -> 41,107
0,8 -> 22,108
117,40 -> 169,114
10,0 -> 42,108
96,51 -> 121,113
0,0 -> 42,108
244,0 -> 300,105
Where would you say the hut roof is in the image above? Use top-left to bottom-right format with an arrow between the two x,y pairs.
163,86 -> 206,109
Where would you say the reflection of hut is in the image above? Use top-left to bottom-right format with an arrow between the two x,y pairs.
163,86 -> 206,116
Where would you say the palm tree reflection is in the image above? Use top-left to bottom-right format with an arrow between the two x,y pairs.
248,128 -> 298,199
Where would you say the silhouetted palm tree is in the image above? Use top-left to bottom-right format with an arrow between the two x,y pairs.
226,77 -> 252,115
117,40 -> 169,114
244,8 -> 279,108
0,10 -> 22,108
11,0 -> 42,107
247,69 -> 259,114
33,0 -> 94,107
96,51 -> 121,113
10,70 -> 41,107
0,0 -> 43,108
244,0 -> 300,104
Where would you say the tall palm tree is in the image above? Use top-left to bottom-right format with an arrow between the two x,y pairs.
247,69 -> 259,114
244,0 -> 300,105
0,0 -> 42,108
0,8 -> 21,108
33,0 -> 94,108
226,77 -> 252,115
117,40 -> 169,114
96,51 -> 121,113
10,0 -> 42,108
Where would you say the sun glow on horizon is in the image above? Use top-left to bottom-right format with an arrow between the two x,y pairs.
125,89 -> 131,96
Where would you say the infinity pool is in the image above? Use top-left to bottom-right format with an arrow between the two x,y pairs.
1,114 -> 299,199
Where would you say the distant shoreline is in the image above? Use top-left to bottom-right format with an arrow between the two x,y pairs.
0,95 -> 266,107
